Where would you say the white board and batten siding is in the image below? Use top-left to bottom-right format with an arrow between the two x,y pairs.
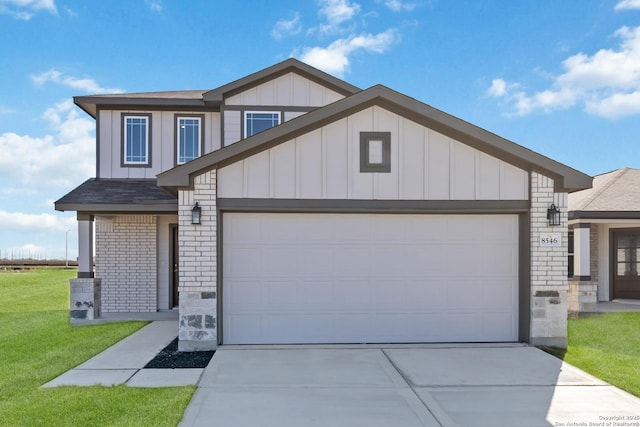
97,110 -> 221,179
218,106 -> 529,200
222,72 -> 346,146
223,213 -> 519,344
226,72 -> 346,107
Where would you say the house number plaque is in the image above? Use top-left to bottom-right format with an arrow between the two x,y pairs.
539,233 -> 561,247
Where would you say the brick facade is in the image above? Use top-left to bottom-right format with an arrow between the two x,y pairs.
177,170 -> 217,351
95,215 -> 157,312
529,172 -> 569,347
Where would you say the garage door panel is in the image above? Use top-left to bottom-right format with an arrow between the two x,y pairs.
261,247 -> 334,275
483,312 -> 517,340
446,280 -> 484,309
226,280 -> 262,310
333,281 -> 372,310
263,280 -> 299,309
226,247 -> 261,276
297,281 -> 335,309
223,213 -> 519,344
482,279 -> 517,308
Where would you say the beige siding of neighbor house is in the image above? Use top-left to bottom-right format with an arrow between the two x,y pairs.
226,72 -> 345,106
95,215 -> 157,312
97,110 -> 221,178
218,106 -> 529,200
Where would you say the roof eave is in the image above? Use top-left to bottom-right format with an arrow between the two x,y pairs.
55,201 -> 178,213
73,96 -> 210,119
569,210 -> 640,220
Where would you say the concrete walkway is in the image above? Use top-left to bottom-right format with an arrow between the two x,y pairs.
42,321 -> 203,388
180,345 -> 640,427
598,299 -> 640,312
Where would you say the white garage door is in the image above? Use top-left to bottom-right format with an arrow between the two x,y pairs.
223,213 -> 519,344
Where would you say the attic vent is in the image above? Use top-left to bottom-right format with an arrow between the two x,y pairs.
360,132 -> 391,173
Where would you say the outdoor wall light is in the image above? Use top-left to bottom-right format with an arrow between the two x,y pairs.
547,203 -> 561,226
191,202 -> 202,225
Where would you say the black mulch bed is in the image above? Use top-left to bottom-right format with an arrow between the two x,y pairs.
144,338 -> 215,369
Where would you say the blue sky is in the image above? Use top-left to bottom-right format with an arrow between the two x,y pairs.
1,0 -> 640,260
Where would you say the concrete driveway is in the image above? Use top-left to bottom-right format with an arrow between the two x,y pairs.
180,344 -> 640,427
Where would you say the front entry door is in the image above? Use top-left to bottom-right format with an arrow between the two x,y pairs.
171,225 -> 179,307
612,230 -> 640,299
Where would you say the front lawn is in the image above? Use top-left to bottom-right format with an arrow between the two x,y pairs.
548,312 -> 640,398
0,268 -> 195,426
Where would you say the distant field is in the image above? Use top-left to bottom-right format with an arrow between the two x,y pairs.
0,259 -> 78,267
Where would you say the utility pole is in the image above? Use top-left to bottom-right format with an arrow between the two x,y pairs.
65,230 -> 70,269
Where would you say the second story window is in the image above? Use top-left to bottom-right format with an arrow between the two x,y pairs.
244,111 -> 280,138
177,116 -> 202,164
123,114 -> 151,166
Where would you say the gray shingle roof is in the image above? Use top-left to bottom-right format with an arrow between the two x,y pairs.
55,179 -> 177,213
569,167 -> 640,215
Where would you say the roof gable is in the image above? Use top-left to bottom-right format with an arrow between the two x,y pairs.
157,85 -> 592,193
202,58 -> 360,103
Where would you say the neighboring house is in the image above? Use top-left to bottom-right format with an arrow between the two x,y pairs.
55,59 -> 592,350
568,167 -> 640,314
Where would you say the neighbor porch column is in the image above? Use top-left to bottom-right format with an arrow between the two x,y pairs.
69,212 -> 101,323
573,223 -> 591,280
568,223 -> 598,314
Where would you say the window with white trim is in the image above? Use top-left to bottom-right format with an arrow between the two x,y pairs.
177,116 -> 201,164
123,115 -> 150,165
244,111 -> 280,138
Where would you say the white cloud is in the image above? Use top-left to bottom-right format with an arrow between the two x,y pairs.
487,79 -> 508,97
615,0 -> 640,10
0,0 -> 57,20
383,0 -> 416,12
0,210 -> 75,232
30,69 -> 123,94
0,99 -> 94,188
316,0 -> 361,34
586,91 -> 640,117
271,12 -> 302,39
489,26 -> 640,118
299,29 -> 397,76
145,0 -> 162,12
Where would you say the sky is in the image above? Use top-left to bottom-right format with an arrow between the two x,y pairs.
1,0 -> 640,260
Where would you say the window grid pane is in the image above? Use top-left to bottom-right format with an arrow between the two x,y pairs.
178,118 -> 200,164
125,117 -> 148,164
246,112 -> 280,137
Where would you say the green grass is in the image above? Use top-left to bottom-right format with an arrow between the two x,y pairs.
0,268 -> 195,426
546,312 -> 640,398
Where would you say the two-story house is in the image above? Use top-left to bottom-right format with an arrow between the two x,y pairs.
56,59 -> 591,351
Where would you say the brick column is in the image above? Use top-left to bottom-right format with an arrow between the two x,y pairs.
178,170 -> 217,351
530,172 -> 569,348
70,213 -> 101,322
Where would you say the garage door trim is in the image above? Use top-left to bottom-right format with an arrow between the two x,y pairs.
217,208 -> 530,345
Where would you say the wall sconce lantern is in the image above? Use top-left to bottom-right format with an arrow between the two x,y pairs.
191,202 -> 202,225
547,204 -> 561,226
